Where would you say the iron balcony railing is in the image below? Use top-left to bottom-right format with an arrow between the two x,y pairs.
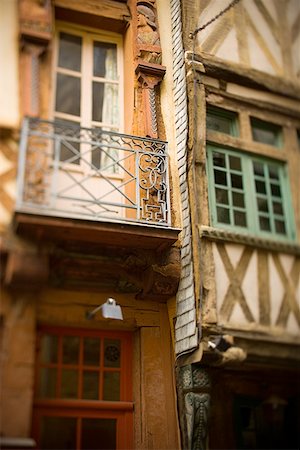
16,117 -> 171,226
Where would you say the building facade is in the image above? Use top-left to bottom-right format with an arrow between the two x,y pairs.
172,0 -> 300,449
0,1 -> 181,449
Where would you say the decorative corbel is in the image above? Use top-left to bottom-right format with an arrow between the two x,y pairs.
134,0 -> 166,138
135,61 -> 166,138
19,0 -> 52,117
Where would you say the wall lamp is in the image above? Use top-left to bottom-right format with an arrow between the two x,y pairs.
86,298 -> 123,321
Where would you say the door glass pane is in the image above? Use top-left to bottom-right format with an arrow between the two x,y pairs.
63,336 -> 79,364
40,335 -> 58,363
275,220 -> 286,234
39,368 -> 57,398
54,118 -> 80,164
58,32 -> 82,72
41,416 -> 76,450
82,371 -> 99,400
93,42 -> 117,79
55,73 -> 81,116
81,418 -> 116,450
104,339 -> 121,368
92,82 -> 119,125
103,372 -> 120,401
61,369 -> 78,398
83,337 -> 101,365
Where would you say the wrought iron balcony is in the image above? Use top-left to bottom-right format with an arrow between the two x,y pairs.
16,117 -> 171,227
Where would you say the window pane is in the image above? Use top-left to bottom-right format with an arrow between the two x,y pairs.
215,188 -> 229,205
229,155 -> 241,171
41,417 -> 76,450
63,336 -> 79,364
61,369 -> 78,398
259,216 -> 271,231
232,192 -> 245,207
82,371 -> 99,400
273,201 -> 283,215
81,418 -> 116,450
104,339 -> 121,368
214,170 -> 227,186
257,198 -> 269,212
213,152 -> 226,168
93,42 -> 117,79
255,180 -> 266,194
55,74 -> 81,116
103,372 -> 120,401
39,368 -> 57,398
58,32 -> 82,72
269,166 -> 279,180
231,174 -> 243,189
253,162 -> 264,176
83,337 -> 100,365
92,82 -> 119,125
251,118 -> 281,147
217,207 -> 230,224
206,111 -> 235,135
271,183 -> 281,196
40,335 -> 58,363
234,210 -> 247,227
275,220 -> 286,234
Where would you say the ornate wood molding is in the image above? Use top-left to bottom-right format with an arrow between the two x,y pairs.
199,225 -> 300,255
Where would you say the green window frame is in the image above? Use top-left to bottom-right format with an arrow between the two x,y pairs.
206,106 -> 239,136
207,144 -> 295,240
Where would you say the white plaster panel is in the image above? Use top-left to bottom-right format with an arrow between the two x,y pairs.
212,242 -> 229,313
196,0 -> 233,48
262,0 -> 278,22
269,254 -> 285,326
225,243 -> 244,267
247,30 -> 277,75
216,28 -> 239,63
287,0 -> 300,28
243,0 -> 282,66
278,253 -> 295,274
241,250 -> 259,323
286,314 -> 300,335
230,302 -> 248,326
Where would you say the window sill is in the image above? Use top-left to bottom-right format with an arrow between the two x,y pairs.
199,225 -> 300,255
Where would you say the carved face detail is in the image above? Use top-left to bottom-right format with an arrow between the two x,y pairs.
137,5 -> 156,30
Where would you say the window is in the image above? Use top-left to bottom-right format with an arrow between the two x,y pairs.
53,25 -> 123,169
250,117 -> 282,148
206,106 -> 238,136
33,327 -> 133,450
207,144 -> 295,240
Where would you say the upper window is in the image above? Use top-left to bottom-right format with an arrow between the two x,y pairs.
206,104 -> 296,241
206,106 -> 238,136
250,117 -> 282,148
53,25 -> 123,167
